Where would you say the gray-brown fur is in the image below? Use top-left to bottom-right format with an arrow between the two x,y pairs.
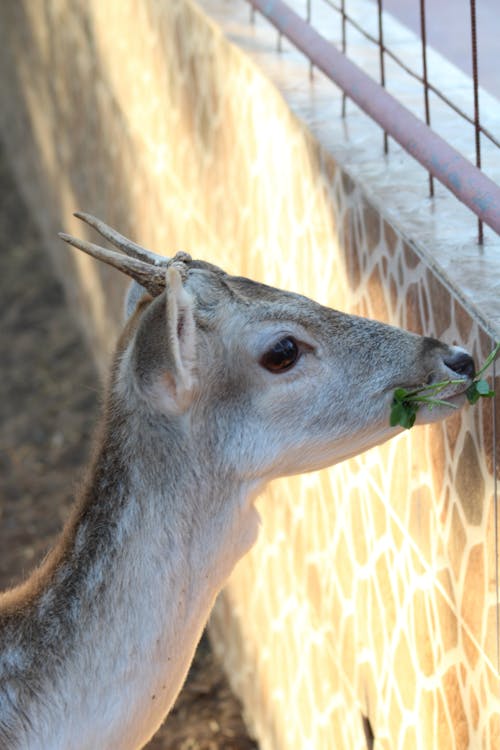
0,216 -> 474,749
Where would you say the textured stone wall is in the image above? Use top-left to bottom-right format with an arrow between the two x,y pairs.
0,1 -> 498,748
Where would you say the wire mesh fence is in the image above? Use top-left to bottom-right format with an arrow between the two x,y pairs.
248,0 -> 500,244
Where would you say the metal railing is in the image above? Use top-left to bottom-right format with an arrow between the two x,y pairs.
248,0 -> 500,243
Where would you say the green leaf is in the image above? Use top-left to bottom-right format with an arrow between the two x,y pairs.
390,401 -> 418,430
475,379 -> 492,395
400,407 -> 417,430
407,413 -> 417,429
466,384 -> 481,405
480,389 -> 495,398
390,403 -> 404,427
393,388 -> 409,403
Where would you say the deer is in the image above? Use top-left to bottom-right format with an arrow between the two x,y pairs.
0,212 -> 475,750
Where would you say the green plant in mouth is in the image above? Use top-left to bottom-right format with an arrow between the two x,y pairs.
390,342 -> 500,430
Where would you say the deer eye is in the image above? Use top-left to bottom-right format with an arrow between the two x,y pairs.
260,337 -> 300,373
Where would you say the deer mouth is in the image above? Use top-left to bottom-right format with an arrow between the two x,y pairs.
429,377 -> 472,400
416,377 -> 473,422
436,387 -> 469,406
387,372 -> 474,430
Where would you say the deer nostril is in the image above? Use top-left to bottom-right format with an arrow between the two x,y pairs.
444,350 -> 475,379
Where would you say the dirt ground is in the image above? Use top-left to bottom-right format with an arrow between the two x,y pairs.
0,144 -> 258,750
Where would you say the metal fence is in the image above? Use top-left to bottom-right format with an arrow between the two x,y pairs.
247,0 -> 500,244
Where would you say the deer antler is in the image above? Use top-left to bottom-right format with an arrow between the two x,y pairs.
73,212 -> 168,267
58,213 -> 169,297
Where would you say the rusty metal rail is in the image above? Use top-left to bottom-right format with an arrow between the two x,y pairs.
248,0 -> 500,239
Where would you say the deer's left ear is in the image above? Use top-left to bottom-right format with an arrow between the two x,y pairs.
124,281 -> 150,321
160,266 -> 197,413
128,266 -> 197,414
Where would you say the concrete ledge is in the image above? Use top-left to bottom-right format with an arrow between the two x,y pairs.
203,0 -> 500,339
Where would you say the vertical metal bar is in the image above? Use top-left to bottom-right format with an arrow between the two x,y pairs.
306,0 -> 314,80
493,351 -> 500,675
249,1 -> 255,24
341,0 -> 347,117
470,0 -> 483,244
419,0 -> 434,197
377,0 -> 388,153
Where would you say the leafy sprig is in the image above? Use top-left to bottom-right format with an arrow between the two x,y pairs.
390,342 -> 499,430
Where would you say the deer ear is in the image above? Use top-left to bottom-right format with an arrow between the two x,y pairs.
161,266 -> 197,412
124,281 -> 149,321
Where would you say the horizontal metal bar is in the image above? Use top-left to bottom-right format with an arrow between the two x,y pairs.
249,0 -> 500,237
322,0 -> 500,150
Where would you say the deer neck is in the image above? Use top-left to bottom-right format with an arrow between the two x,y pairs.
1,411 -> 260,750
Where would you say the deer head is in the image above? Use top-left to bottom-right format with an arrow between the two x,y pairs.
60,214 -> 474,485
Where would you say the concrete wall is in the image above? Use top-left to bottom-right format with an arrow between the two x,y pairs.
0,1 -> 498,748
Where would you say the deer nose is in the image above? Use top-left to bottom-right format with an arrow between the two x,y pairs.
443,348 -> 475,379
